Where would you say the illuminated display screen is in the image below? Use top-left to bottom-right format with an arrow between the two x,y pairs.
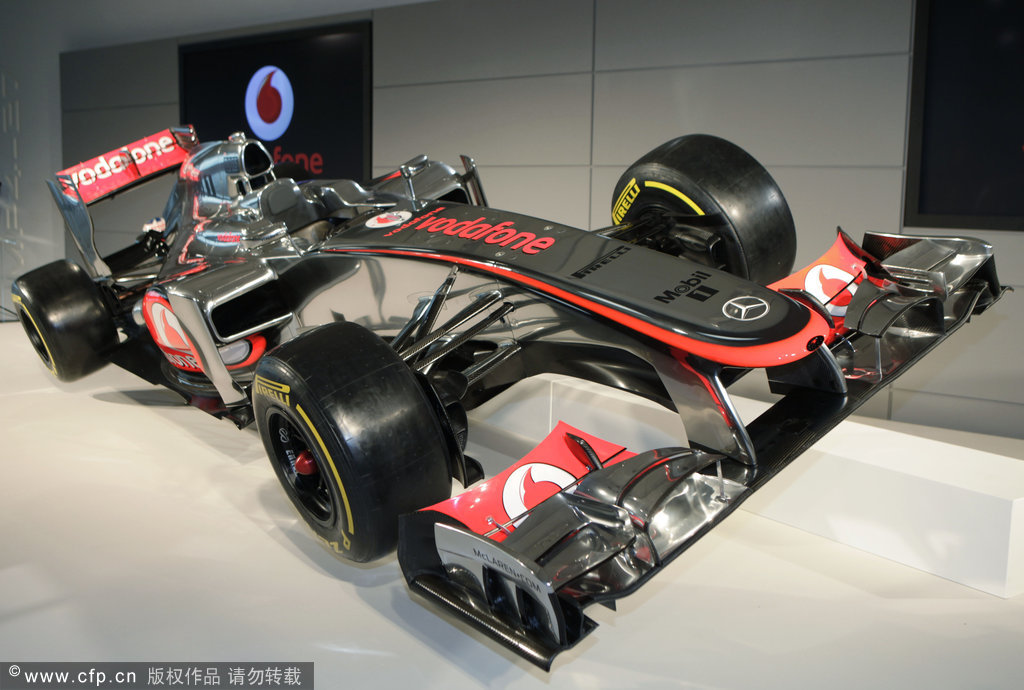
905,1 -> 1024,230
179,22 -> 370,181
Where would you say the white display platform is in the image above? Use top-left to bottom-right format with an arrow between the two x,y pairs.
2,322 -> 1023,688
466,375 -> 1024,598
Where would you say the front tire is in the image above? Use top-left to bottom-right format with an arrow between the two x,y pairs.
612,134 -> 797,284
11,260 -> 117,382
253,322 -> 454,562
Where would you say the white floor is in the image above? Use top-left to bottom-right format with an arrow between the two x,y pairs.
1,321 -> 1022,689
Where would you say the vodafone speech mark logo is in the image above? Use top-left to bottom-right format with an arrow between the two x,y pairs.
805,264 -> 858,317
366,211 -> 412,229
245,66 -> 294,141
501,463 -> 577,521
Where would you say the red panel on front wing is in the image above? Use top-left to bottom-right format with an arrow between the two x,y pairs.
770,232 -> 871,331
426,422 -> 635,541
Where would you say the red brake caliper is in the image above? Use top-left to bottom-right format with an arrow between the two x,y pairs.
294,450 -> 318,476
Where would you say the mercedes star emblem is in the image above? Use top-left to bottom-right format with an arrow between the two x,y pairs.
722,295 -> 770,321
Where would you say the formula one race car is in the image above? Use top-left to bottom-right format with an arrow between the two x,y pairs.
11,127 -> 1004,669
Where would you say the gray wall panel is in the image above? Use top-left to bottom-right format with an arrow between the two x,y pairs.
595,0 -> 912,70
373,74 -> 592,168
593,55 -> 909,168
891,390 -> 1024,440
478,166 -> 591,230
589,166 -> 621,230
768,166 -> 905,269
62,105 -> 181,165
61,40 -> 179,112
374,0 -> 593,86
373,164 -> 592,229
375,163 -> 592,229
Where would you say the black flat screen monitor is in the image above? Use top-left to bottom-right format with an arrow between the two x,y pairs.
179,22 -> 370,181
905,0 -> 1024,231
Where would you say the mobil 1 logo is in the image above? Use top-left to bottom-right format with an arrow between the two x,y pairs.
653,270 -> 719,304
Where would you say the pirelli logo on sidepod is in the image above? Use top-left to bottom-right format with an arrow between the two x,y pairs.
253,375 -> 290,406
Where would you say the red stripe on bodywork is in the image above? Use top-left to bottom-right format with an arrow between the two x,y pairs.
326,247 -> 831,368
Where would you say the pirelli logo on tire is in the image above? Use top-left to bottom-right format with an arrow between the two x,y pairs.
612,178 -> 641,224
613,177 -> 708,224
253,374 -> 290,407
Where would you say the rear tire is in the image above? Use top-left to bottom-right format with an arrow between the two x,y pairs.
12,260 -> 117,382
253,321 -> 453,563
612,134 -> 797,284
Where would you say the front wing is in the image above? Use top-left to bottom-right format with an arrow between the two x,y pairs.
397,230 -> 1006,669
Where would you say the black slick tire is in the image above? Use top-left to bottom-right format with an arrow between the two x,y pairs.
611,134 -> 797,284
11,259 -> 117,382
253,321 -> 453,563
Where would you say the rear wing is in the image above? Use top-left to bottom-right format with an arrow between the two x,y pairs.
56,126 -> 198,204
48,126 -> 198,278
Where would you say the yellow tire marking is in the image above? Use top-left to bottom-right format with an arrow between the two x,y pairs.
11,293 -> 58,377
295,403 -> 355,537
643,181 -> 706,215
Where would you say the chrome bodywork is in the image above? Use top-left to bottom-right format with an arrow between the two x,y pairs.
85,134 -> 823,464
43,131 -> 1006,671
46,176 -> 111,278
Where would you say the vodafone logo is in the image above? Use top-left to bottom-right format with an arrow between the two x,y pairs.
366,211 -> 412,229
70,136 -> 177,188
375,207 -> 558,254
805,264 -> 858,317
501,463 -> 576,521
245,66 -> 294,141
142,292 -> 202,372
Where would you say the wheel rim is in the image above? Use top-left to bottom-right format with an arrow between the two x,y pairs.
266,410 -> 336,526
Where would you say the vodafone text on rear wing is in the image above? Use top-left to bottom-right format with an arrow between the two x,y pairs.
47,126 -> 198,277
57,126 -> 198,204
